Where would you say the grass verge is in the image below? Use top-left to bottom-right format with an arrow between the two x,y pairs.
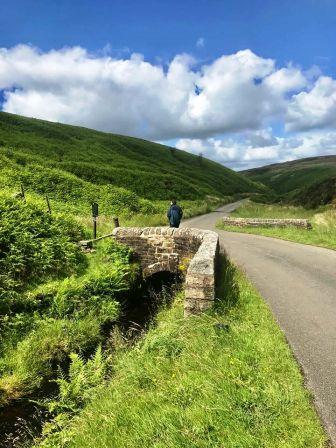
35,256 -> 327,448
218,202 -> 336,251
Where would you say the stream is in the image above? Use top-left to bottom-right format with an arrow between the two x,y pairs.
0,271 -> 181,447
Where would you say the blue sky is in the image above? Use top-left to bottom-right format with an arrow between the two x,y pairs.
1,0 -> 336,169
1,0 -> 336,71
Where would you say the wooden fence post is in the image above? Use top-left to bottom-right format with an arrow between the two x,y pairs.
92,202 -> 99,239
45,195 -> 52,214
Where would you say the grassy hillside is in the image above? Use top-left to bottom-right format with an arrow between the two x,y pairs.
242,156 -> 336,195
290,176 -> 336,208
242,156 -> 336,207
0,112 -> 261,201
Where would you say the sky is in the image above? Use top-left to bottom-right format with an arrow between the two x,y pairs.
1,0 -> 336,170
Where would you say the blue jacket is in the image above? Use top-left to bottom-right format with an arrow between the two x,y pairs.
167,204 -> 183,227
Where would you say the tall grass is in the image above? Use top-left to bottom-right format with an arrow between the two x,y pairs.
34,257 -> 327,448
0,188 -> 221,412
0,234 -> 136,408
231,201 -> 318,219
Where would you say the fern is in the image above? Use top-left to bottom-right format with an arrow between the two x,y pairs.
47,346 -> 107,416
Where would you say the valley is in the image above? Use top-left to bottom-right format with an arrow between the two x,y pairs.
0,112 -> 334,447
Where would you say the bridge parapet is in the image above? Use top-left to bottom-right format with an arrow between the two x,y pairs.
112,227 -> 219,316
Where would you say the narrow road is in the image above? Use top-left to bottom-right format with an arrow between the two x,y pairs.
183,201 -> 336,445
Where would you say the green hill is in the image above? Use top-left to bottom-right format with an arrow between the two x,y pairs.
291,176 -> 336,208
242,155 -> 336,206
242,155 -> 336,194
0,112 -> 261,202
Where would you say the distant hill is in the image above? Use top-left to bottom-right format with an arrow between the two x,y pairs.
0,112 -> 261,201
242,156 -> 336,207
291,176 -> 336,208
242,156 -> 336,194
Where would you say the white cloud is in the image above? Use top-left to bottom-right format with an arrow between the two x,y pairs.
263,66 -> 307,95
176,130 -> 336,170
196,37 -> 205,48
286,76 -> 336,131
0,44 -> 320,140
0,44 -> 336,168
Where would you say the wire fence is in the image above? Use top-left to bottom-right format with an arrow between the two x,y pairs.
17,183 -> 120,239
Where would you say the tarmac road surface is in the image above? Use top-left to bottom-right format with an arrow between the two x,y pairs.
183,201 -> 336,445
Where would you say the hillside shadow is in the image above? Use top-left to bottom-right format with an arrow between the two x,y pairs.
215,252 -> 240,312
118,271 -> 182,339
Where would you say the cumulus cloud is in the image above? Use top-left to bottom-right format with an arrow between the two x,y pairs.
263,65 -> 307,95
0,44 -> 336,168
286,76 -> 336,131
176,130 -> 336,170
0,44 -> 319,140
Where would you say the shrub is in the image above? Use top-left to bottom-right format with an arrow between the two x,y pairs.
0,194 -> 87,312
0,239 -> 137,406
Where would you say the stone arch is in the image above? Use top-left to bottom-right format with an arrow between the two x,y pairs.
143,261 -> 176,277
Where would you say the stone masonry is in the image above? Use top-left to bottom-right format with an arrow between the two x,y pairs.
222,217 -> 312,229
111,227 -> 219,316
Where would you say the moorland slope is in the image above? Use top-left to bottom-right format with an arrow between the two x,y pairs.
0,112 -> 261,201
242,155 -> 336,207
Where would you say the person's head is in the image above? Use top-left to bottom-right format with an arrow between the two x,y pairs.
171,198 -> 177,205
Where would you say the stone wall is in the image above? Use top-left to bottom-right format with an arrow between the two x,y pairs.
111,227 -> 219,316
222,217 -> 312,229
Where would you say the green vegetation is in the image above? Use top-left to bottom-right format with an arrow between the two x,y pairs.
0,111 -> 259,235
34,257 -> 327,448
290,177 -> 336,208
0,111 -> 261,201
230,201 -> 318,219
0,194 -> 87,312
242,156 -> 336,208
218,201 -> 336,250
0,112 -> 328,446
0,112 -> 247,443
0,198 -> 136,407
0,111 -> 252,421
242,155 -> 336,196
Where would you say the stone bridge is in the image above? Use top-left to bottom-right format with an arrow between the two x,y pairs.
111,227 -> 219,316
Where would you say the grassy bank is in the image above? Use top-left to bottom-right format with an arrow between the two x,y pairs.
0,204 -> 136,409
218,202 -> 336,251
35,257 -> 327,448
0,187 -> 225,446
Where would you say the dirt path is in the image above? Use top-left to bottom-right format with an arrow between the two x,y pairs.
183,201 -> 336,445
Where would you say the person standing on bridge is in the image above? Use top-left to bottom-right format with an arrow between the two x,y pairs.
167,199 -> 183,228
